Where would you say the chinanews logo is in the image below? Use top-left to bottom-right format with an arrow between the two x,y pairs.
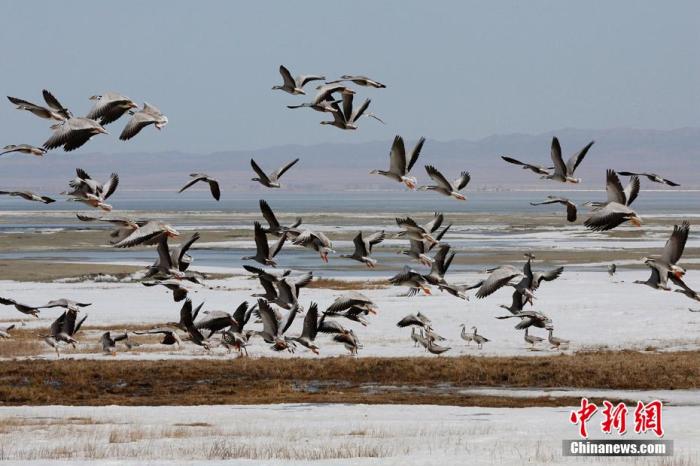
562,398 -> 674,457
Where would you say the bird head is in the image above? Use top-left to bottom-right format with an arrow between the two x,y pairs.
629,215 -> 642,227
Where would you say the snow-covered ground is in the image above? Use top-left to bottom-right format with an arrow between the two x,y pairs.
1,267 -> 699,359
0,403 -> 697,464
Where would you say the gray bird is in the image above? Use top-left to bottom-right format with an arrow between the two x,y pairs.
636,221 -> 690,290
618,171 -> 680,187
259,199 -> 302,237
327,75 -> 386,88
0,191 -> 55,204
7,90 -> 71,121
86,92 -> 139,125
340,231 -> 385,267
370,135 -> 425,189
179,173 -> 221,201
242,222 -> 286,267
320,93 -> 382,130
250,158 -> 299,188
530,196 -> 577,222
272,65 -> 325,95
0,297 -> 42,317
501,156 -> 552,176
0,144 -> 47,157
100,331 -> 131,355
43,117 -> 108,152
543,137 -> 594,183
419,165 -> 470,200
42,308 -> 87,356
584,170 -> 642,231
119,103 -> 168,140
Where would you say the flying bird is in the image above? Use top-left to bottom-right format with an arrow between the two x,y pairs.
543,137 -> 594,183
242,222 -> 286,267
178,173 -> 221,201
618,171 -> 680,187
370,135 -> 425,189
43,118 -> 108,152
530,196 -> 577,222
327,75 -> 386,88
0,144 -> 47,157
272,65 -> 325,95
250,158 -> 299,188
340,231 -> 385,267
86,92 -> 139,125
584,170 -> 641,231
419,165 -> 470,200
635,221 -> 690,290
320,93 -> 382,130
501,156 -> 552,176
119,103 -> 168,140
0,191 -> 55,204
7,90 -> 71,121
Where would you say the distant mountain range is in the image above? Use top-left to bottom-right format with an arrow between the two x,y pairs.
2,127 -> 699,192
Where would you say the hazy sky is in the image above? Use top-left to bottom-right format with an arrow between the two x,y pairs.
2,1 -> 698,153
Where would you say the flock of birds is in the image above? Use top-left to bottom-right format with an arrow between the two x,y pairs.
0,65 -> 696,358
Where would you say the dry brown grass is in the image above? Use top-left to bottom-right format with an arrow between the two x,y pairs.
0,351 -> 697,407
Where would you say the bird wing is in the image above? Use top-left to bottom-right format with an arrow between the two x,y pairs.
102,173 -> 119,200
453,171 -> 471,190
180,299 -> 195,328
113,222 -> 166,248
250,159 -> 271,184
156,236 -> 174,270
176,232 -> 200,268
302,302 -> 319,341
278,65 -> 296,89
207,179 -> 221,201
583,205 -> 633,231
424,165 -> 454,191
259,200 -> 280,231
535,267 -> 565,286
270,233 -> 287,258
364,230 -> 385,252
178,176 -> 204,193
350,98 -> 371,122
42,90 -> 71,118
388,135 -> 407,176
297,75 -> 325,87
258,299 -> 280,337
231,301 -> 249,333
566,202 -> 577,222
253,222 -> 271,258
566,141 -> 594,175
623,175 -> 640,206
352,232 -> 369,257
423,212 -> 444,233
8,96 -> 52,118
550,137 -> 567,177
476,267 -> 521,298
119,112 -> 155,141
605,169 -> 627,205
271,158 -> 300,181
406,137 -> 426,173
661,221 -> 690,265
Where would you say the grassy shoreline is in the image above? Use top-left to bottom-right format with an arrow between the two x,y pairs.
1,351 -> 697,407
